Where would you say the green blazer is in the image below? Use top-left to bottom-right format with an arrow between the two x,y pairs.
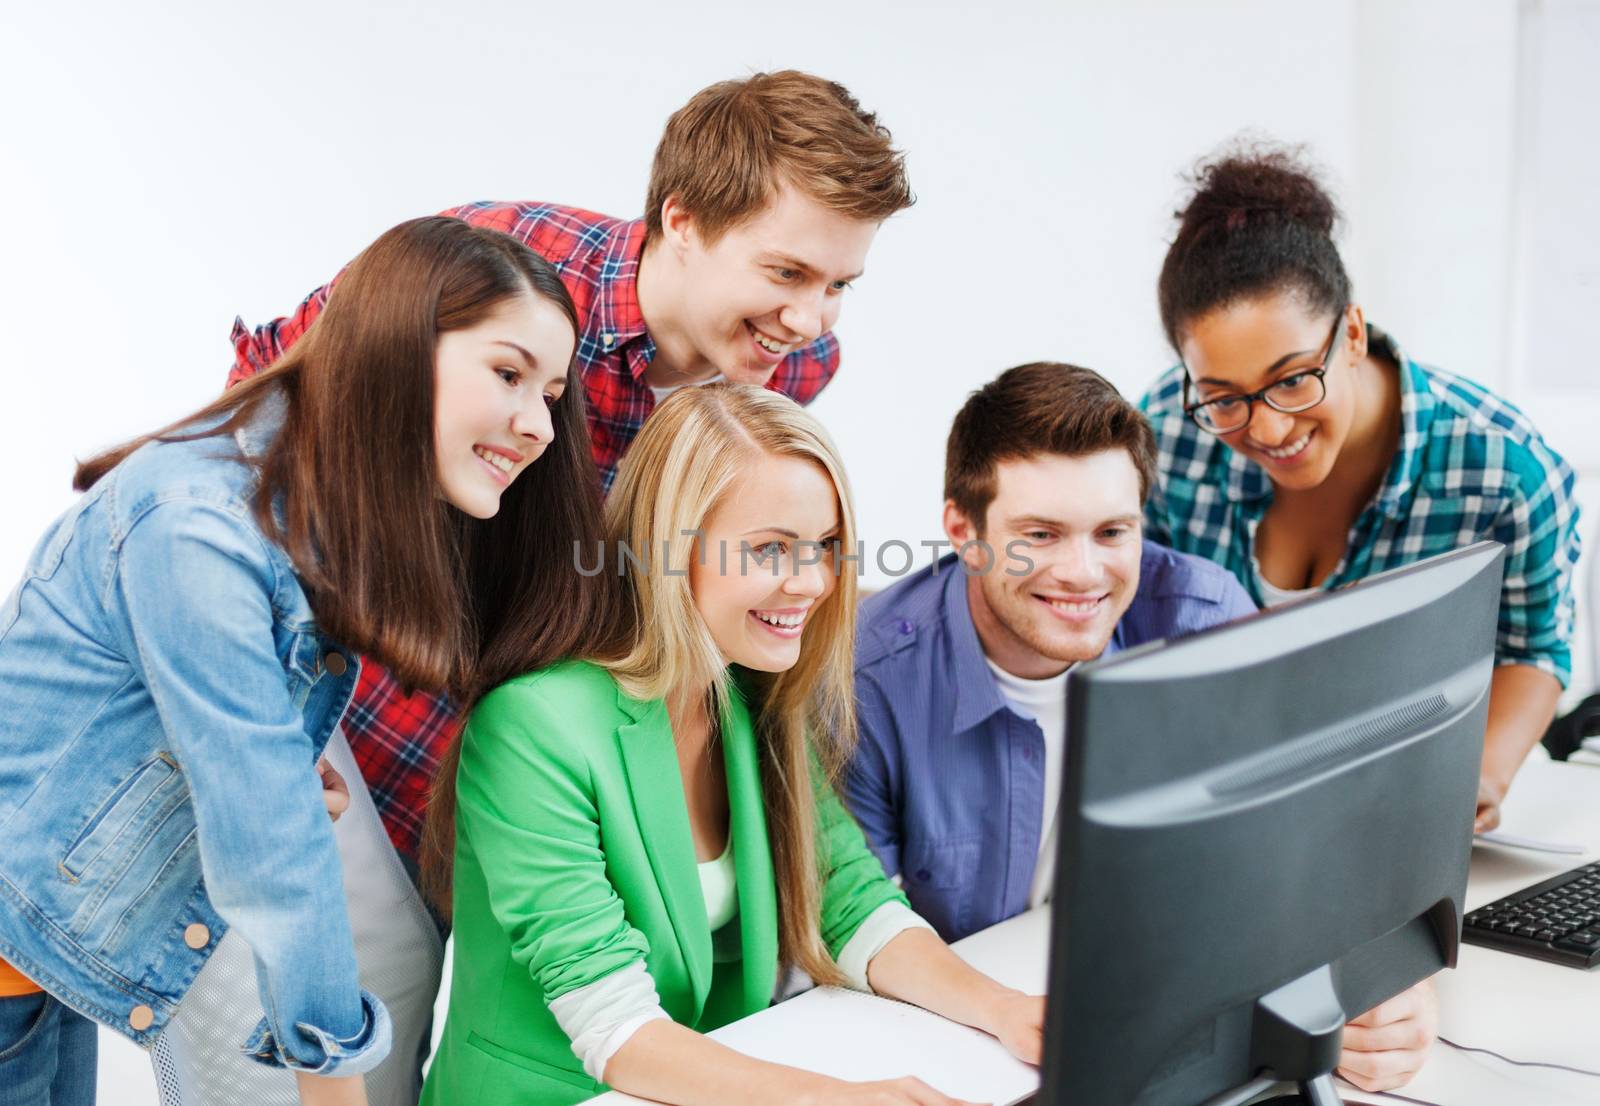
420,660 -> 907,1106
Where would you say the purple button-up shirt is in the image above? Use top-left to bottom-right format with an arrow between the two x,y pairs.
844,544 -> 1256,942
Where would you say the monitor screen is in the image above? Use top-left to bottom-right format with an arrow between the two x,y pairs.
1037,542 -> 1505,1105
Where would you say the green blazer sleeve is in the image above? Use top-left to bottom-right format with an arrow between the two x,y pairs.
455,671 -> 650,1001
813,759 -> 912,959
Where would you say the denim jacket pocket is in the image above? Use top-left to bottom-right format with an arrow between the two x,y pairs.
60,753 -> 183,883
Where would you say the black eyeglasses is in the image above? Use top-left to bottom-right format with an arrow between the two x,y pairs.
1183,308 -> 1346,435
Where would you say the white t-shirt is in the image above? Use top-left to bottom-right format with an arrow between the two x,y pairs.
1250,554 -> 1321,609
699,834 -> 738,937
984,658 -> 1070,909
649,373 -> 724,406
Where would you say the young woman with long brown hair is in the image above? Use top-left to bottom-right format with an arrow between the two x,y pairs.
420,384 -> 1043,1106
0,215 -> 610,1106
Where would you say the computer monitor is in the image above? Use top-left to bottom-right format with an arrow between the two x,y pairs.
1036,542 -> 1506,1106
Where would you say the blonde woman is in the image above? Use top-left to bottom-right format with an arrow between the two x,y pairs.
419,385 -> 1044,1106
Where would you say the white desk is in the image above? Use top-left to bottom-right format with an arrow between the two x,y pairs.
587,756 -> 1600,1105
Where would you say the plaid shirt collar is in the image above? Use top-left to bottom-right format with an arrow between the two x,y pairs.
1218,324 -> 1433,522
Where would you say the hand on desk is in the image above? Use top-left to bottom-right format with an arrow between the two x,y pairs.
1474,662 -> 1564,833
800,1075 -> 985,1106
1475,775 -> 1507,834
602,927 -> 1041,1106
867,926 -> 1045,1067
976,991 -> 1045,1066
1336,978 -> 1437,1093
609,1017 -> 993,1106
805,989 -> 1040,1105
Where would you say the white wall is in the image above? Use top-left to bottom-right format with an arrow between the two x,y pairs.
9,0 -> 1567,591
0,2 -> 1590,1100
1345,0 -> 1520,388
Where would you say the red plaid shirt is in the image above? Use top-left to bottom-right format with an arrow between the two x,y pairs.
228,201 -> 842,863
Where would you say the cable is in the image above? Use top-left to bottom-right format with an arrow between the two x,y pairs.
1352,1035 -> 1600,1105
1439,1035 -> 1600,1079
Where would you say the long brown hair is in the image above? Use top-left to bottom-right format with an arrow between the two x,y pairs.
585,384 -> 861,985
77,213 -> 610,716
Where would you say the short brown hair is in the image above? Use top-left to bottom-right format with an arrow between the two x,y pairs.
643,70 -> 913,244
944,363 -> 1158,529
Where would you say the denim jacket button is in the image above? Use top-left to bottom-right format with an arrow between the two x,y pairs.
129,1005 -> 154,1031
324,652 -> 348,677
183,923 -> 211,949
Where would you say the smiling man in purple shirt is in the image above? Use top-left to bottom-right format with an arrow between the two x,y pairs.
846,362 -> 1255,943
844,362 -> 1439,1094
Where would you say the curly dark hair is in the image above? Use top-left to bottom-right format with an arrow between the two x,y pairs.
1157,140 -> 1351,349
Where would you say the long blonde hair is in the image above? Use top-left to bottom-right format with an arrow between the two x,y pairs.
601,383 -> 861,985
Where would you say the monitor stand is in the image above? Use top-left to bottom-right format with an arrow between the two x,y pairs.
1242,965 -> 1347,1106
1251,1078 -> 1343,1106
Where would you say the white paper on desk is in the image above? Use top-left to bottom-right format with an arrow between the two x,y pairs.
1473,830 -> 1586,855
714,987 -> 1039,1101
581,986 -> 1040,1106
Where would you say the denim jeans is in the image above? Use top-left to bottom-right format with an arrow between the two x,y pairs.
0,991 -> 97,1106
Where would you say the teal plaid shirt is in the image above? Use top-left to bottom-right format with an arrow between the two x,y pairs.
1138,325 -> 1581,685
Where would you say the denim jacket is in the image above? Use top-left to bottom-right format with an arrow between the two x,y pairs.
0,399 -> 391,1075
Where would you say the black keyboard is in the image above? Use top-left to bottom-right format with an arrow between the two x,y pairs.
1462,859 -> 1600,968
